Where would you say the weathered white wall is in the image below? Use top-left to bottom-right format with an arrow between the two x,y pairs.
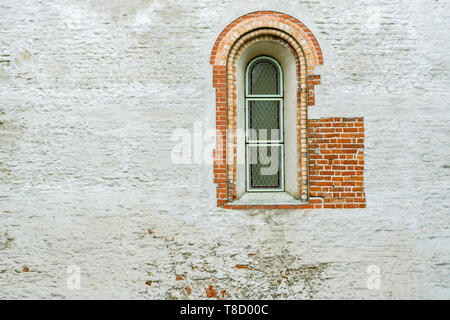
0,0 -> 449,299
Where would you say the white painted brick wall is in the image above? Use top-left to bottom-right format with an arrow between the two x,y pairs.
0,0 -> 448,299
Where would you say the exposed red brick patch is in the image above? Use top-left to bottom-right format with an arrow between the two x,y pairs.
308,117 -> 366,208
176,275 -> 183,281
235,264 -> 250,269
220,290 -> 229,299
206,285 -> 217,298
23,266 -> 29,272
185,286 -> 191,295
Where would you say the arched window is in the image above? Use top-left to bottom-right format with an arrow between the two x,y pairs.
245,56 -> 284,192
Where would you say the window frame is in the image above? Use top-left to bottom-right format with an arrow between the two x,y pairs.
245,56 -> 285,192
245,143 -> 285,192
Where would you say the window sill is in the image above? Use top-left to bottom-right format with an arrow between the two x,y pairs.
232,192 -> 307,205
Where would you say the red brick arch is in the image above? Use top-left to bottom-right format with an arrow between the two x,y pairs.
210,11 -> 323,67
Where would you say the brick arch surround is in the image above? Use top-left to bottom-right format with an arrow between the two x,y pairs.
211,11 -> 366,209
210,11 -> 323,66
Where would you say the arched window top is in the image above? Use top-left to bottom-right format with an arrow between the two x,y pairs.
246,56 -> 282,96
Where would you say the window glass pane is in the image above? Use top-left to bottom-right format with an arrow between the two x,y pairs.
249,60 -> 279,95
248,100 -> 281,141
248,145 -> 282,189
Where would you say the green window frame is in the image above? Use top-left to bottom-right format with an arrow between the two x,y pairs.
245,56 -> 284,192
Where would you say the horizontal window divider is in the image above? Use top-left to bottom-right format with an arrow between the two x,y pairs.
246,141 -> 284,145
245,96 -> 283,99
244,188 -> 284,193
